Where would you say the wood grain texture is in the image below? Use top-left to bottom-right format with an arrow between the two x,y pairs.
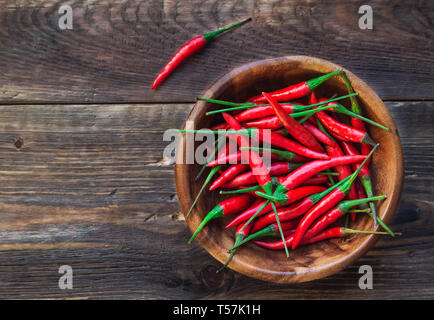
0,101 -> 432,298
0,0 -> 433,103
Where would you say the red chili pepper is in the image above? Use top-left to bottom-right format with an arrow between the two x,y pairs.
301,195 -> 386,242
243,103 -> 336,130
301,175 -> 329,186
247,70 -> 342,104
316,110 -> 376,146
219,162 -> 297,189
235,103 -> 310,122
222,113 -> 273,195
341,71 -> 373,166
249,177 -> 348,232
189,194 -> 252,243
340,140 -> 378,225
302,227 -> 396,245
270,155 -> 367,197
302,122 -> 336,147
324,141 -> 358,203
256,226 -> 395,250
261,92 -> 323,152
206,150 -> 280,167
225,186 -> 325,229
253,130 -> 329,160
291,145 -> 377,249
209,164 -> 249,191
151,18 -> 251,89
229,220 -> 299,251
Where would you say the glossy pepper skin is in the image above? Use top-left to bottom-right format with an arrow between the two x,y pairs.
274,155 -> 366,194
151,18 -> 251,89
222,112 -> 273,195
225,186 -> 325,229
247,70 -> 342,104
189,194 -> 251,243
220,162 -> 298,189
291,145 -> 377,249
250,179 -> 347,232
262,92 -> 324,152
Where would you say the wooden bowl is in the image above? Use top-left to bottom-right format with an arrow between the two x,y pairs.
174,56 -> 403,283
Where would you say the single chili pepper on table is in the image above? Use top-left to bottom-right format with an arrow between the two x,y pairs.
291,144 -> 378,249
188,194 -> 252,243
247,70 -> 342,104
151,18 -> 251,89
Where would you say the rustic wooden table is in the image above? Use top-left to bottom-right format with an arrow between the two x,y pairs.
0,1 -> 433,299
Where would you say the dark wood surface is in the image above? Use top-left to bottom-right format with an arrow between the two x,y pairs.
0,0 -> 433,299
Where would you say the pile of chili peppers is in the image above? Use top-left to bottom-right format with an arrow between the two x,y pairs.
179,69 -> 400,271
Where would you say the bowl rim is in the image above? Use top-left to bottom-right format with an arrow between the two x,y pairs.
175,55 -> 404,283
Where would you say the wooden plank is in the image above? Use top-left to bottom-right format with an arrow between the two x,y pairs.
0,101 -> 432,299
0,0 -> 433,103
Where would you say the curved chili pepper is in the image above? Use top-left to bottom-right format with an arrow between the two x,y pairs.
324,140 -> 358,203
229,220 -> 298,251
206,150 -> 280,167
247,70 -> 342,104
219,162 -> 298,189
235,103 -> 310,122
188,194 -> 251,243
262,92 -> 323,152
239,147 -> 307,163
302,227 -> 397,245
253,130 -> 329,160
291,145 -> 378,249
225,185 -> 326,229
256,226 -> 396,250
300,174 -> 329,186
222,113 -> 273,195
151,18 -> 251,89
209,164 -> 249,191
316,110 -> 376,146
249,177 -> 348,231
243,104 -> 337,130
303,195 -> 387,241
302,122 -> 336,147
268,155 -> 367,199
220,172 -> 334,195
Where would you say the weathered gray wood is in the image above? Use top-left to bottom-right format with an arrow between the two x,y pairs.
0,0 -> 433,103
0,101 -> 432,299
